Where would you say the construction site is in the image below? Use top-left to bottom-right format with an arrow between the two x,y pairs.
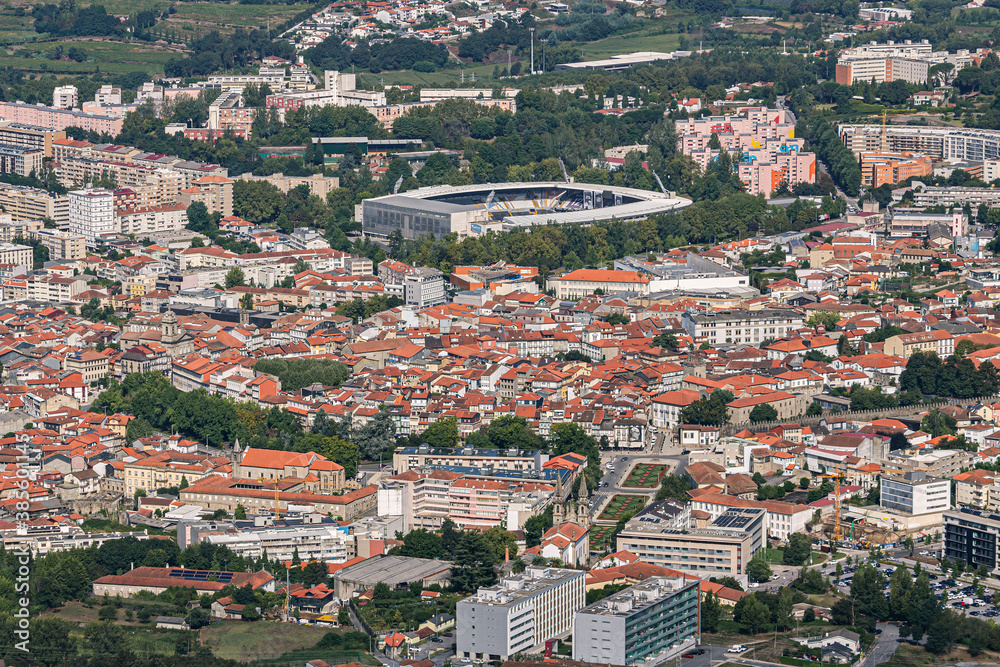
811,464 -> 943,550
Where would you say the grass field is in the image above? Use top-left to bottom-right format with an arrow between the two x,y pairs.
883,642 -> 1000,666
702,620 -> 800,663
596,494 -> 647,522
621,463 -> 667,489
199,621 -> 371,662
763,548 -> 826,566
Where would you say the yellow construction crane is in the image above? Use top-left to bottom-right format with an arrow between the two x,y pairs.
817,464 -> 848,543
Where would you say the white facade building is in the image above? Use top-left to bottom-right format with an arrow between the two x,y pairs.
880,471 -> 951,515
456,566 -> 586,661
53,85 -> 78,110
68,189 -> 115,246
404,267 -> 446,308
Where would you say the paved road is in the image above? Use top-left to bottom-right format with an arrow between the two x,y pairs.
677,645 -> 733,667
863,623 -> 900,667
590,451 -> 686,516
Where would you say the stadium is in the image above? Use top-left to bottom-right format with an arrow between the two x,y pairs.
357,181 -> 693,240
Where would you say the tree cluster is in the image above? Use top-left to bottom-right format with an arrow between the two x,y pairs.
900,351 -> 1000,398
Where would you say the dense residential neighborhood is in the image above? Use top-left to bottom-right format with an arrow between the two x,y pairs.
9,0 -> 1000,665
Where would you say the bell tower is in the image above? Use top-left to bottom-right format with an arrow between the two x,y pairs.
161,309 -> 179,342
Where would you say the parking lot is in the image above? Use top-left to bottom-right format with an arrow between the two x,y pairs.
829,559 -> 1000,618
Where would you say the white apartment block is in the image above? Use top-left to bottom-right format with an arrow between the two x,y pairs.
457,566 -> 586,661
69,189 -> 116,246
202,524 -> 353,562
681,308 -> 806,346
116,204 -> 187,236
0,243 -> 33,267
94,85 -> 122,105
404,267 -> 447,308
53,85 -> 78,110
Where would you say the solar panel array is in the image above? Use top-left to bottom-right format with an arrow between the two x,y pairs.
168,569 -> 236,583
713,513 -> 752,529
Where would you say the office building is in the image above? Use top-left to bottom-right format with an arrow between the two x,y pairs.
943,508 -> 1000,572
52,85 -> 78,110
880,472 -> 951,515
404,267 -> 446,308
69,189 -> 115,246
456,566 -> 586,661
617,507 -> 766,579
573,576 -> 700,665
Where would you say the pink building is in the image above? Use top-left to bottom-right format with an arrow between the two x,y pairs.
736,151 -> 816,197
0,102 -> 123,135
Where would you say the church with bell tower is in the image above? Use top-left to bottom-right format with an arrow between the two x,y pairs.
159,309 -> 195,358
553,474 -> 590,529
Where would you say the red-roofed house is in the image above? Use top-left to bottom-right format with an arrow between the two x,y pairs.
538,522 -> 589,566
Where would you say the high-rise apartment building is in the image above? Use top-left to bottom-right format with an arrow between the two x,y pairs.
573,576 -> 701,665
456,566 -> 586,661
52,85 -> 78,110
944,508 -> 1000,573
69,189 -> 116,246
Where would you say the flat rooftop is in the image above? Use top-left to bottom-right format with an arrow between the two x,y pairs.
577,576 -> 695,617
332,554 -> 453,585
460,566 -> 581,607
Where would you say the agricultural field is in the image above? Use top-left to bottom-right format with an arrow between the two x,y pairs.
596,494 -> 647,522
166,2 -> 314,35
621,462 -> 667,489
0,39 -> 182,75
0,6 -> 36,46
